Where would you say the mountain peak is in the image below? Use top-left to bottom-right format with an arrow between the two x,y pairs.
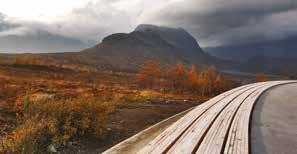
87,24 -> 211,70
133,24 -> 201,52
134,24 -> 186,33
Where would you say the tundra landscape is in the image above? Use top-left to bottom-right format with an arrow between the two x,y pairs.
0,25 -> 241,153
0,0 -> 296,153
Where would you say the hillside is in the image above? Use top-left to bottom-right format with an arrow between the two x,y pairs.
79,24 -> 220,70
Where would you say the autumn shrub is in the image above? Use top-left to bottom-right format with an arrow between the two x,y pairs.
255,73 -> 268,82
1,98 -> 114,153
167,63 -> 188,93
1,117 -> 50,153
135,61 -> 238,96
135,60 -> 161,89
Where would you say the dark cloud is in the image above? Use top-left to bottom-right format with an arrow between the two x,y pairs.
1,0 -> 297,49
141,0 -> 297,46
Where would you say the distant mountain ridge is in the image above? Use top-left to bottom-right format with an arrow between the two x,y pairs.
0,30 -> 91,53
206,36 -> 297,62
205,36 -> 297,76
236,56 -> 297,76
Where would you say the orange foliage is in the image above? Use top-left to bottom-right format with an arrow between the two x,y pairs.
136,62 -> 235,96
214,74 -> 223,94
135,60 -> 161,89
187,65 -> 199,91
198,66 -> 216,94
255,73 -> 268,82
1,98 -> 114,153
0,78 -> 5,89
167,63 -> 188,92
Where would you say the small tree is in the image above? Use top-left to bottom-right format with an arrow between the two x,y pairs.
255,73 -> 268,82
196,73 -> 207,96
198,65 -> 216,94
167,63 -> 187,93
214,74 -> 223,94
135,60 -> 161,89
187,65 -> 198,91
0,78 -> 5,89
281,76 -> 290,80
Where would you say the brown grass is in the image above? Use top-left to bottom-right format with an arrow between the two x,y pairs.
1,98 -> 114,153
0,61 -> 242,153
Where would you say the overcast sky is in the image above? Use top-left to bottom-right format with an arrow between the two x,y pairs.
1,0 -> 297,48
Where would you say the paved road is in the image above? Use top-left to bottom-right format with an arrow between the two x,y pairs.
252,83 -> 297,154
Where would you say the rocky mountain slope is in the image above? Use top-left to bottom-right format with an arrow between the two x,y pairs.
76,24 -> 222,70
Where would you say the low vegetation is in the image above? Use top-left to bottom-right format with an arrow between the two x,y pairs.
1,98 -> 113,153
0,58 -> 289,153
135,60 -> 237,96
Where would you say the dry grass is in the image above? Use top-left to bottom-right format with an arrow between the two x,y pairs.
0,62 -> 239,153
1,98 -> 114,153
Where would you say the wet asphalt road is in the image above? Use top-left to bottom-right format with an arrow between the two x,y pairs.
252,83 -> 297,154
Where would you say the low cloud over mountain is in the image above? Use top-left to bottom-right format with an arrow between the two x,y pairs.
0,13 -> 92,53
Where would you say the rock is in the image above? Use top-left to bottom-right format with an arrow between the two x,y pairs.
67,141 -> 74,147
48,144 -> 58,153
48,94 -> 55,99
67,141 -> 79,149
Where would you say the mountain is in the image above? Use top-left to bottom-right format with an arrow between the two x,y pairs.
206,36 -> 297,62
237,56 -> 297,76
134,24 -> 202,55
205,36 -> 297,76
1,24 -> 224,71
2,24 -> 295,76
77,24 -> 221,70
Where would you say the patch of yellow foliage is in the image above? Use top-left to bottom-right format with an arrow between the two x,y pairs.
1,98 -> 114,153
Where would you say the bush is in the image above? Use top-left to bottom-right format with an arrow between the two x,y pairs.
1,117 -> 50,153
135,61 -> 237,96
255,73 -> 268,82
1,98 -> 114,153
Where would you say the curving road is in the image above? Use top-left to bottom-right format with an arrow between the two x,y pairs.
252,83 -> 297,154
